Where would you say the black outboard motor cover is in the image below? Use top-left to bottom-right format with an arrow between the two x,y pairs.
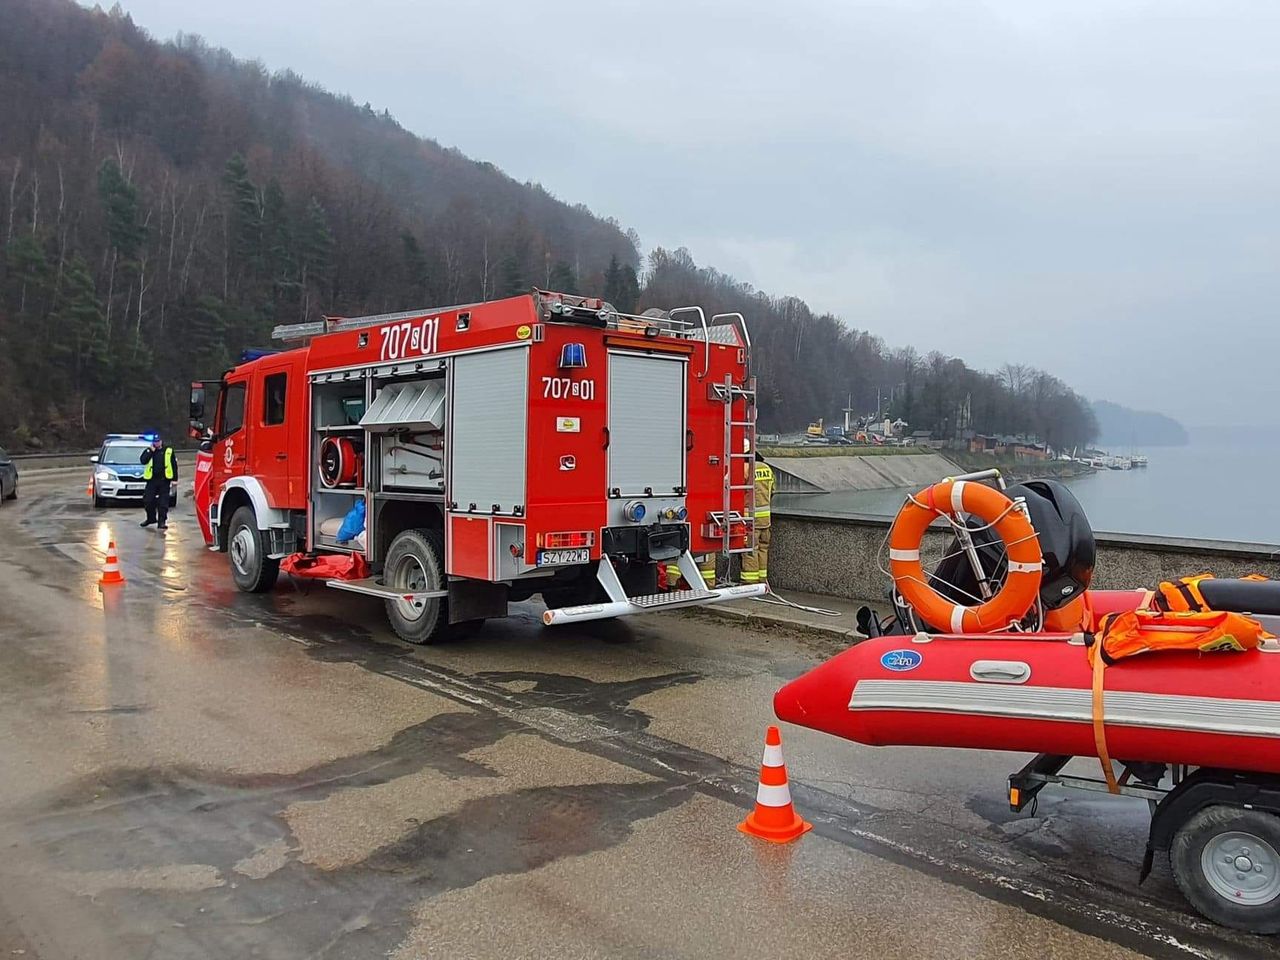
1004,480 -> 1096,610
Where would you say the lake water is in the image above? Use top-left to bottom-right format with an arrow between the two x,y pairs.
774,439 -> 1279,545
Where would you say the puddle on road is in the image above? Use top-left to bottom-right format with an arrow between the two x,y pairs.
2,709 -> 688,959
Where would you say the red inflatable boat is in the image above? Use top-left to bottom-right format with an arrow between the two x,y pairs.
772,473 -> 1280,933
774,612 -> 1280,775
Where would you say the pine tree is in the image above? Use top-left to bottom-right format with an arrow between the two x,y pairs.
97,160 -> 146,261
496,253 -> 524,298
4,234 -> 53,317
187,295 -> 232,372
616,263 -> 640,313
296,197 -> 333,319
261,178 -> 293,303
548,260 -> 577,295
222,153 -> 263,288
50,255 -> 109,391
400,231 -> 429,303
602,253 -> 623,305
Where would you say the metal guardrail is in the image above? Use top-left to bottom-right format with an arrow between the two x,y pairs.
10,446 -> 199,462
10,451 -> 97,462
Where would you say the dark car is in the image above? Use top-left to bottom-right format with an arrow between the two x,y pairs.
0,447 -> 16,503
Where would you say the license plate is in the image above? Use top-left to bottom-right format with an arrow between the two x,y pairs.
125,483 -> 144,490
537,548 -> 590,566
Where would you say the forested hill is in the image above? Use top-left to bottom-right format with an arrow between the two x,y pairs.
1091,400 -> 1189,448
0,0 -> 1098,452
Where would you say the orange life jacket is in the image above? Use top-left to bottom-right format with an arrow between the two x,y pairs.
1088,608 -> 1272,666
1152,572 -> 1270,613
1151,573 -> 1214,612
1086,607 -> 1272,795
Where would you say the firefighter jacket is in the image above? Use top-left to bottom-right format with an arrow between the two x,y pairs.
754,461 -> 774,528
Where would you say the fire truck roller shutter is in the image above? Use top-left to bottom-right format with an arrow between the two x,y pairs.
607,352 -> 686,504
449,348 -> 529,516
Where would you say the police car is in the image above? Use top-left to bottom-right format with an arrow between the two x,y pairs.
89,434 -> 177,508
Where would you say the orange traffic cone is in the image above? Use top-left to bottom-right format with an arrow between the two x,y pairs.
738,725 -> 812,843
99,540 -> 126,586
86,478 -> 94,496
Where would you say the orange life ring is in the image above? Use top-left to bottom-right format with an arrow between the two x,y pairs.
888,479 -> 1043,633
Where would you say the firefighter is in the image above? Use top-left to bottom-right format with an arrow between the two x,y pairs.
139,431 -> 177,530
664,555 -> 716,591
741,454 -> 773,585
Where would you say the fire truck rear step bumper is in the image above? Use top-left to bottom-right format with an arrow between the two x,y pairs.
325,577 -> 449,603
541,552 -> 767,626
541,583 -> 767,625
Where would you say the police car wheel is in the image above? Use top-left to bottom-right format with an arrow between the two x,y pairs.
228,506 -> 279,593
384,528 -> 448,645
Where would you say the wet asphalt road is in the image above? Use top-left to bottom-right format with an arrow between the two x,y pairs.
0,473 -> 1275,959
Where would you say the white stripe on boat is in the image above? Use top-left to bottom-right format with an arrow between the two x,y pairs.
848,679 -> 1280,739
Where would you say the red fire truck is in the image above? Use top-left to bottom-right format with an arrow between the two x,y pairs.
189,290 -> 766,643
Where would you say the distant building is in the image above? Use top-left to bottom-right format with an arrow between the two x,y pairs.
968,433 -> 1049,460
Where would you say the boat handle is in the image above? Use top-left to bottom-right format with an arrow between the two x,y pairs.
969,660 -> 1031,684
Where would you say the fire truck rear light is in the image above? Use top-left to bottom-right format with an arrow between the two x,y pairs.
544,531 -> 593,549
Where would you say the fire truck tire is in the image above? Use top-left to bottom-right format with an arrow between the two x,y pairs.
227,506 -> 280,593
384,528 -> 448,645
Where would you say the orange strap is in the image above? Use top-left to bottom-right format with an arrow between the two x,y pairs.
1091,650 -> 1120,794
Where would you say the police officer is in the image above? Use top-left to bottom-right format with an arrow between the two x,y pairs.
741,455 -> 773,585
139,431 -> 177,530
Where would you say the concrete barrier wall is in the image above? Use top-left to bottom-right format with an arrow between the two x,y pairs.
770,506 -> 1280,603
767,453 -> 959,494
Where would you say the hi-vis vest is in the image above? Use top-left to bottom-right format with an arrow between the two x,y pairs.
143,447 -> 176,481
754,462 -> 774,523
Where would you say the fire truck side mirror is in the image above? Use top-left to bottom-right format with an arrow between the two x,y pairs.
189,382 -> 206,421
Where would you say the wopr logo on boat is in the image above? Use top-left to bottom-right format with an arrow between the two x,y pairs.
880,649 -> 923,672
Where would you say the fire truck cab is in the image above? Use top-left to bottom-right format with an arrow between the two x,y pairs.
189,290 -> 765,643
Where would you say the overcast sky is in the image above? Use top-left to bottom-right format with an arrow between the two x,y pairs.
119,0 -> 1279,426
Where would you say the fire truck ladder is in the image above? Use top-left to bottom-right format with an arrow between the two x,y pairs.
710,374 -> 757,558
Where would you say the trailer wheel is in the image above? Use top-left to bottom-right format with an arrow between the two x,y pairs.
384,528 -> 448,645
227,506 -> 280,593
1171,804 -> 1280,934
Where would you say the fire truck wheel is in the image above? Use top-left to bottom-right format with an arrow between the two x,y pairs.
228,506 -> 280,593
384,528 -> 448,645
